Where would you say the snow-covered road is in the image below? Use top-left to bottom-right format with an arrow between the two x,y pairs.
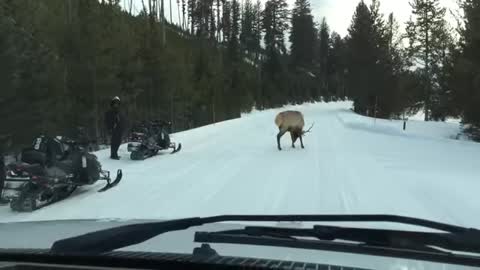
1,101 -> 479,229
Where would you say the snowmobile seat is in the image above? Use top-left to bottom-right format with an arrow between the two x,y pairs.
21,136 -> 67,166
21,149 -> 47,166
15,163 -> 46,176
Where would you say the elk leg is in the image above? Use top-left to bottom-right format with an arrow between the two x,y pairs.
299,134 -> 305,149
291,132 -> 298,148
277,129 -> 287,151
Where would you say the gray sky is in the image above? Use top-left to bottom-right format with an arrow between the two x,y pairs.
125,0 -> 460,37
310,0 -> 459,36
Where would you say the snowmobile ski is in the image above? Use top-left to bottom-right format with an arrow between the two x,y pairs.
98,169 -> 122,192
171,143 -> 182,154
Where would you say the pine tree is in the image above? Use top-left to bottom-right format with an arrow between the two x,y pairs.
450,0 -> 480,137
216,0 -> 221,42
209,2 -> 216,40
327,32 -> 347,99
380,12 -> 412,116
222,0 -> 231,43
369,0 -> 402,117
182,0 -> 186,30
261,0 -> 289,106
289,0 -> 315,69
262,0 -> 289,55
429,19 -> 454,120
318,18 -> 330,96
287,0 -> 315,103
188,0 -> 196,34
405,0 -> 449,121
229,0 -> 240,59
346,0 -> 396,117
240,0 -> 255,54
193,0 -> 214,37
252,0 -> 262,62
386,13 -> 404,73
346,1 -> 376,114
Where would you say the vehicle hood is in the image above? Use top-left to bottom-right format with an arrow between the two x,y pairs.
0,219 -> 477,270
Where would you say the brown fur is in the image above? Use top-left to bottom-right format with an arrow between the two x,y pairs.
274,111 -> 305,150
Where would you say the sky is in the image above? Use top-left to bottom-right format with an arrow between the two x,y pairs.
310,0 -> 459,36
124,0 -> 460,37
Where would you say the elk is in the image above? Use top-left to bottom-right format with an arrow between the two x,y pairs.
274,110 -> 313,151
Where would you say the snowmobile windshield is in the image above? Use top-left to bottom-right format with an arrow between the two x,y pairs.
48,214 -> 480,268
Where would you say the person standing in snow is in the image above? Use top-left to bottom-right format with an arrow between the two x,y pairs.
105,96 -> 125,160
0,134 -> 12,204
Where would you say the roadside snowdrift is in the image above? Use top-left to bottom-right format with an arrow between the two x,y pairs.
1,101 -> 479,231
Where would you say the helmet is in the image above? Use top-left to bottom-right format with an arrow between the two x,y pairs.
111,96 -> 121,107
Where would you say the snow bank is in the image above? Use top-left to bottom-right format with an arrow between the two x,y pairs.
337,109 -> 462,141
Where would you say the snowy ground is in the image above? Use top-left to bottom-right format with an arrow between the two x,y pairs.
1,101 -> 479,230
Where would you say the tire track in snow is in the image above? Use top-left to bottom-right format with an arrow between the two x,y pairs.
309,109 -> 356,214
138,112 -> 279,218
329,113 -> 353,213
191,116 -> 296,215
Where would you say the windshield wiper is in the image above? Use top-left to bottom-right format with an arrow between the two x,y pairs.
198,224 -> 480,253
51,217 -> 204,253
51,214 -> 468,254
195,224 -> 480,267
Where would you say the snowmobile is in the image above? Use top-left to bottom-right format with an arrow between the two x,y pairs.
127,120 -> 181,160
3,135 -> 122,212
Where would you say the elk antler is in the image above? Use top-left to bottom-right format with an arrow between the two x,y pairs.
302,123 -> 314,135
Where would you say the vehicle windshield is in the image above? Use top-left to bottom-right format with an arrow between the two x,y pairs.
0,0 -> 479,269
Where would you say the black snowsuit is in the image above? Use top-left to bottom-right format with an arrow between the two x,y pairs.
105,107 -> 125,158
0,136 -> 8,203
0,153 -> 4,202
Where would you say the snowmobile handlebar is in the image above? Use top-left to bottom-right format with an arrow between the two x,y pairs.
63,138 -> 97,148
131,120 -> 172,135
134,120 -> 171,127
150,119 -> 171,126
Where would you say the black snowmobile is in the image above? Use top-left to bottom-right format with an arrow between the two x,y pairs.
3,135 -> 122,212
127,120 -> 181,160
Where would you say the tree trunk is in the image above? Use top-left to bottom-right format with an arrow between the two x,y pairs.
170,90 -> 175,129
161,0 -> 166,46
190,0 -> 195,34
424,8 -> 430,121
169,0 -> 173,23
217,0 -> 221,42
91,61 -> 100,141
182,0 -> 186,30
177,0 -> 181,28
212,101 -> 216,123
